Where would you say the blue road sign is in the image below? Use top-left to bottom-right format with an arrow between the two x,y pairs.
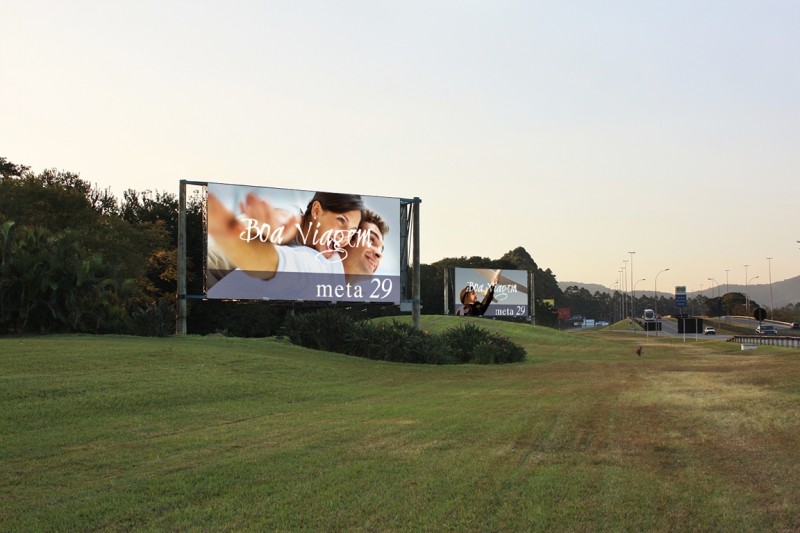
675,285 -> 687,308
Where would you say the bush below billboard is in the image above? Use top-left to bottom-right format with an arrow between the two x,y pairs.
453,268 -> 528,317
205,182 -> 400,302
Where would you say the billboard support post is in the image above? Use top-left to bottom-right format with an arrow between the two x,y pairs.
528,269 -> 536,326
443,267 -> 449,316
177,179 -> 187,335
412,197 -> 421,330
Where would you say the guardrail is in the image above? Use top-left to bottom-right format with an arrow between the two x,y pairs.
727,335 -> 800,349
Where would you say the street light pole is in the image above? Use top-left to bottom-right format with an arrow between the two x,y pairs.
610,281 -> 618,328
767,257 -> 774,320
655,268 -> 669,337
744,265 -> 749,317
747,275 -> 759,319
622,260 -> 628,320
633,278 -> 646,323
724,269 -> 730,319
619,269 -> 625,324
708,278 -> 720,328
629,252 -> 636,327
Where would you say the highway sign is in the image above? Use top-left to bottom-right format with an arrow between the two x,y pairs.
675,285 -> 687,308
754,308 -> 767,321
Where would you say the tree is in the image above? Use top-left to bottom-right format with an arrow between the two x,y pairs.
0,222 -> 122,333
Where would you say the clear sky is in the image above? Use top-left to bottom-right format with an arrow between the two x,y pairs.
2,1 -> 798,294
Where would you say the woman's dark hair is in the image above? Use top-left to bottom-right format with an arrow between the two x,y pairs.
302,192 -> 365,221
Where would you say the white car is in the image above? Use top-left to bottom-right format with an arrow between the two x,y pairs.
704,326 -> 716,335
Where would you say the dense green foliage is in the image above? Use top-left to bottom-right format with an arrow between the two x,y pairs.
0,157 -> 288,335
0,222 -> 122,333
283,308 -> 526,364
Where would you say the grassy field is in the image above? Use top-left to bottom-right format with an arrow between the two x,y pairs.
2,317 -> 800,532
601,319 -> 643,331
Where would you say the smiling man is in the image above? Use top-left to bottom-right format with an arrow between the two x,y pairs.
342,209 -> 388,282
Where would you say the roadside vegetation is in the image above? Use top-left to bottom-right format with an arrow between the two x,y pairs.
284,308 -> 525,365
3,317 -> 799,531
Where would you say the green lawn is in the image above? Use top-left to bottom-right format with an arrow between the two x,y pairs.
2,317 -> 799,531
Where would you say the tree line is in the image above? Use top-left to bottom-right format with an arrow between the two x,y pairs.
2,156 -> 796,336
0,157 -> 290,336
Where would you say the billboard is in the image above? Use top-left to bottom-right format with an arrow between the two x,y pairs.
453,268 -> 528,317
557,307 -> 571,320
205,182 -> 400,302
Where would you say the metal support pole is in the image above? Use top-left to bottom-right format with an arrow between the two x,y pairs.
412,198 -> 421,330
443,267 -> 449,316
177,180 -> 187,335
529,268 -> 536,326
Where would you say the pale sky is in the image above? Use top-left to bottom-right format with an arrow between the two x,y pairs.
2,1 -> 798,294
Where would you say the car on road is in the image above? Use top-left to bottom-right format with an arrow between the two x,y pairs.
756,325 -> 778,335
791,322 -> 800,330
704,326 -> 716,335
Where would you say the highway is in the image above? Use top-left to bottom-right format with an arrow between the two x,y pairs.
607,318 -> 729,341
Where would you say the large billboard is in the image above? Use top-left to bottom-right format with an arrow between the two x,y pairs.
205,182 -> 400,302
453,268 -> 529,317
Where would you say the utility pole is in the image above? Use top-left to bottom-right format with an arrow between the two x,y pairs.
655,268 -> 669,337
767,257 -> 774,321
744,265 -> 749,317
622,260 -> 628,319
629,251 -> 635,327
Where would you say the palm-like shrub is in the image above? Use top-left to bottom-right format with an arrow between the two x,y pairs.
282,309 -> 523,365
0,222 -> 120,333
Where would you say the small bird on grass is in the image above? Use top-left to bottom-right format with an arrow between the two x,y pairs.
636,346 -> 642,357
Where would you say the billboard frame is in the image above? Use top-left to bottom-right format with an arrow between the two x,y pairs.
176,180 -> 421,333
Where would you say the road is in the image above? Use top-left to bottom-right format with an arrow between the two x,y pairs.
719,316 -> 791,329
607,319 -> 729,341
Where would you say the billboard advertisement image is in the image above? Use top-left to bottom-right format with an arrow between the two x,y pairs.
453,268 -> 529,317
205,182 -> 400,302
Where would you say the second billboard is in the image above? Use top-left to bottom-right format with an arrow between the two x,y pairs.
453,268 -> 529,317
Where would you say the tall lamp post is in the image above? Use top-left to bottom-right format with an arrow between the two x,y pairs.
622,260 -> 628,319
629,251 -> 636,324
708,278 -> 720,328
724,269 -> 730,319
654,268 -> 669,337
619,270 -> 624,324
767,257 -> 774,320
610,281 -> 618,328
744,265 -> 749,315
747,275 -> 759,318
633,278 -> 646,325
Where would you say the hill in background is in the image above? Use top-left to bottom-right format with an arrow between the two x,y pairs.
560,276 -> 800,308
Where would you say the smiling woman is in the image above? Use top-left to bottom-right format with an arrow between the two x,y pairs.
207,187 -> 364,281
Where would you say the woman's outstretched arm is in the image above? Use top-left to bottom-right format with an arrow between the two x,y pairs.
208,193 -> 280,279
